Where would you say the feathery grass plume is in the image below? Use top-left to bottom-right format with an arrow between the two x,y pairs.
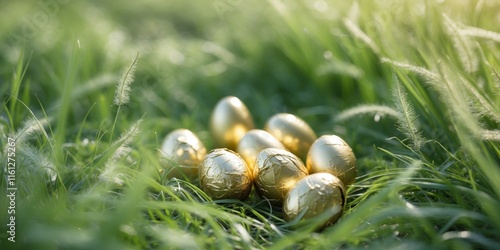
380,57 -> 440,82
114,53 -> 139,106
110,53 -> 139,143
18,144 -> 58,183
437,65 -> 486,140
461,25 -> 500,43
343,18 -> 380,55
438,68 -> 499,134
429,70 -> 487,127
481,130 -> 500,141
13,117 -> 50,144
459,77 -> 500,123
443,14 -> 479,73
334,104 -> 399,122
391,73 -> 425,151
99,118 -> 143,185
111,118 -> 143,160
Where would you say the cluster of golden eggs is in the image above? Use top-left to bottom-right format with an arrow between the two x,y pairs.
159,96 -> 357,228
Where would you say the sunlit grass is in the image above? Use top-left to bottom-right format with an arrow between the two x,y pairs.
1,0 -> 500,249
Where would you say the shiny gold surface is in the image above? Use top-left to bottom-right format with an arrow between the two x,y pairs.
254,148 -> 308,204
199,148 -> 252,200
210,96 -> 255,150
283,173 -> 346,228
264,113 -> 317,160
306,135 -> 357,186
237,129 -> 286,176
159,129 -> 207,179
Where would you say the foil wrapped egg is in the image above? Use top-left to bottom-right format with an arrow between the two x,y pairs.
210,96 -> 255,150
199,148 -> 252,200
264,113 -> 317,160
159,129 -> 207,179
283,173 -> 346,228
237,129 -> 286,175
254,148 -> 308,204
306,135 -> 357,186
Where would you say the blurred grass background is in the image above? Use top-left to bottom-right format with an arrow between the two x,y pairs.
1,0 -> 500,249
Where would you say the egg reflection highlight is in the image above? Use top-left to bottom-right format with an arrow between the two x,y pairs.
159,129 -> 207,179
210,96 -> 255,150
199,148 -> 252,200
265,113 -> 317,160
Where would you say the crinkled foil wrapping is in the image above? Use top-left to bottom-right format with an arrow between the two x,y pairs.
307,135 -> 357,186
159,129 -> 207,179
283,173 -> 346,228
254,148 -> 308,204
210,96 -> 255,150
264,113 -> 317,160
199,148 -> 252,200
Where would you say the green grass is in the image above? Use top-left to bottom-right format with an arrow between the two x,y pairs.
1,0 -> 500,249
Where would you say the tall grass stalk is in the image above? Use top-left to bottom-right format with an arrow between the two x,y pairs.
109,53 -> 139,143
54,41 -> 81,171
6,49 -> 31,129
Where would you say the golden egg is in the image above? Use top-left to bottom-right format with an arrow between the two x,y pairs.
159,129 -> 207,179
306,135 -> 357,186
237,129 -> 286,175
264,113 -> 317,160
199,148 -> 252,200
254,148 -> 308,204
210,96 -> 255,150
283,173 -> 346,228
